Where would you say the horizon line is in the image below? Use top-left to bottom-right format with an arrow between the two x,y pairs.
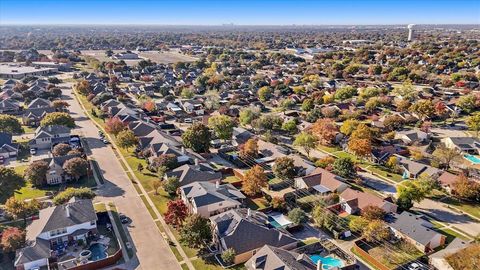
2,23 -> 479,27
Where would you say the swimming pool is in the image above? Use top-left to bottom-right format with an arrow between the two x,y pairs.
309,254 -> 343,269
464,154 -> 480,165
88,243 -> 107,261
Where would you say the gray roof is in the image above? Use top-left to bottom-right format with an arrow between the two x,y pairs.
27,98 -> 51,109
246,245 -> 316,270
14,238 -> 50,266
166,164 -> 222,186
210,208 -> 297,254
181,182 -> 245,208
387,211 -> 442,246
41,197 -> 97,233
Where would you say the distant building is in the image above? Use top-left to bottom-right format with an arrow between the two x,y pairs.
0,64 -> 58,79
112,52 -> 139,60
408,24 -> 415,42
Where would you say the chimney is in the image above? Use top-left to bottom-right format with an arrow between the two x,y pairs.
65,204 -> 70,217
48,125 -> 52,132
215,180 -> 220,189
317,260 -> 322,270
247,208 -> 251,217
194,158 -> 199,166
181,146 -> 185,154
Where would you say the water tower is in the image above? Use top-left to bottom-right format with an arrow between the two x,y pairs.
407,24 -> 415,42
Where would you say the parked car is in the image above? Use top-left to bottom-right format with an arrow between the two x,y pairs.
102,138 -> 110,144
119,214 -> 129,224
30,148 -> 37,155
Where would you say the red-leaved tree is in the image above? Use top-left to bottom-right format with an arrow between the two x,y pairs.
105,117 -> 126,136
164,200 -> 188,228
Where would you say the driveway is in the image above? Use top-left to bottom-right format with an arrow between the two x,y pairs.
358,172 -> 397,195
414,198 -> 480,237
62,84 -> 181,270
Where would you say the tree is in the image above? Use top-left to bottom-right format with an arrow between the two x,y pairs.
335,86 -> 357,100
288,208 -> 308,225
180,88 -> 194,99
52,143 -> 72,157
452,174 -> 480,202
4,198 -> 39,225
350,123 -> 372,141
396,193 -> 414,211
152,180 -> 162,195
361,205 -> 386,221
348,138 -> 372,158
163,176 -> 180,195
311,118 -> 338,145
52,100 -> 70,110
273,157 -> 296,180
445,244 -> 480,270
466,112 -> 480,137
40,112 -> 75,128
116,130 -> 138,150
383,115 -> 405,131
0,115 -> 23,134
457,94 -> 477,113
293,132 -> 317,158
180,214 -> 212,248
301,98 -> 314,112
164,200 -> 188,228
271,197 -> 286,211
221,248 -> 236,265
340,119 -> 360,136
0,167 -> 24,194
142,100 -> 156,113
150,154 -> 178,171
258,86 -> 272,102
362,220 -> 391,242
208,115 -> 235,141
239,138 -> 258,159
75,80 -> 91,96
409,100 -> 435,120
239,108 -> 260,126
24,160 -> 49,186
349,216 -> 369,233
397,179 -> 433,207
333,157 -> 355,178
392,81 -> 416,101
432,145 -> 461,170
52,187 -> 95,205
63,157 -> 88,180
105,117 -> 126,136
182,123 -> 210,153
0,227 -> 26,253
282,119 -> 297,134
242,165 -> 268,196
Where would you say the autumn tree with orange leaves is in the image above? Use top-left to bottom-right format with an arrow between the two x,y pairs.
242,165 -> 268,196
311,118 -> 338,145
105,117 -> 126,136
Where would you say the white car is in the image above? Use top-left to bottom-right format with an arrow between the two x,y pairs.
30,148 -> 37,155
408,263 -> 422,270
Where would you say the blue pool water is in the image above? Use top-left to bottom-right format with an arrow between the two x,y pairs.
464,154 -> 480,164
88,243 -> 107,261
268,217 -> 282,228
309,255 -> 343,269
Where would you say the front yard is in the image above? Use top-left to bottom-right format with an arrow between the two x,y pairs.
364,240 -> 425,270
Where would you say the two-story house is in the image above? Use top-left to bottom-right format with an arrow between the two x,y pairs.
29,125 -> 71,150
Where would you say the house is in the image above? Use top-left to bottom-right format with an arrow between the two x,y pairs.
27,98 -> 51,109
165,163 -> 222,187
14,198 -> 97,270
210,208 -> 297,264
0,99 -> 20,114
29,125 -> 71,150
43,154 -> 82,185
436,171 -> 459,193
0,132 -> 18,159
395,154 -> 440,179
339,188 -> 397,215
180,181 -> 245,217
294,167 -> 349,195
112,51 -> 139,60
441,137 -> 480,154
387,211 -> 446,253
22,107 -> 55,126
395,130 -> 429,145
232,127 -> 253,146
245,245 -> 317,270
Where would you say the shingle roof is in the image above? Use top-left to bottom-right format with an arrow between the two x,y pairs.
246,245 -> 316,270
210,209 -> 297,254
387,211 -> 442,246
166,164 -> 222,186
41,197 -> 97,233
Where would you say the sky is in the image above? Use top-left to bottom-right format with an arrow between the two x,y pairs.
0,0 -> 479,25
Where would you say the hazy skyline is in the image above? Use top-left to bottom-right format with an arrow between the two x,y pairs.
1,0 -> 479,25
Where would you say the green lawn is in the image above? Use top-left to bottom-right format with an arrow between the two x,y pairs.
139,194 -> 158,220
362,165 -> 404,183
191,256 -> 246,270
222,175 -> 241,184
350,247 -> 382,270
366,241 -> 425,270
94,203 -> 107,213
